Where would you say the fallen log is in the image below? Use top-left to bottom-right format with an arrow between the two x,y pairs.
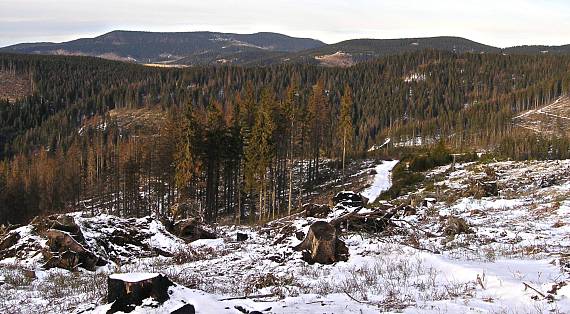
293,221 -> 349,264
42,229 -> 103,271
330,205 -> 403,233
173,219 -> 217,242
218,293 -> 275,301
303,203 -> 332,218
0,232 -> 20,251
107,273 -> 174,313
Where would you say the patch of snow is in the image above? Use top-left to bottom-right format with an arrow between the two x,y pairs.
190,238 -> 225,249
360,160 -> 399,203
108,272 -> 160,282
367,138 -> 391,152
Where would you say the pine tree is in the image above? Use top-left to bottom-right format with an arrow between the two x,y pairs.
173,104 -> 201,200
244,87 -> 276,221
339,84 -> 354,178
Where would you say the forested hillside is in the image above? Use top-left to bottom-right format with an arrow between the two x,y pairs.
1,51 -> 570,225
0,31 -> 325,65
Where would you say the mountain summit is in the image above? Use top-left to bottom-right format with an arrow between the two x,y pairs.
0,30 -> 326,65
2,31 -> 570,66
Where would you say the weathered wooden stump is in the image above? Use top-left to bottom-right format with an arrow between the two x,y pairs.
107,273 -> 173,313
293,221 -> 349,264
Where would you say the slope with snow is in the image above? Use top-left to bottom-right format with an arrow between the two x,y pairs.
2,159 -> 570,313
360,160 -> 399,203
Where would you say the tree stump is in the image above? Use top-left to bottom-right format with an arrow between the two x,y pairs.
107,273 -> 174,313
293,221 -> 349,264
171,304 -> 196,314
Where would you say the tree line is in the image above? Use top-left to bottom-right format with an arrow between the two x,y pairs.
1,51 -> 570,224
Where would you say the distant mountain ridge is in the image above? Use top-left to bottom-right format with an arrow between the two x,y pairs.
2,31 -> 570,66
281,36 -> 501,66
0,30 -> 325,65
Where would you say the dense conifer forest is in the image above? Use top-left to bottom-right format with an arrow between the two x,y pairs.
1,51 -> 570,225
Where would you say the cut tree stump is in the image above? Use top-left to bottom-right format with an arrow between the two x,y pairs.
293,221 -> 349,264
171,304 -> 196,314
107,273 -> 174,313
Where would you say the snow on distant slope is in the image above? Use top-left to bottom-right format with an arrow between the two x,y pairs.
360,160 -> 399,203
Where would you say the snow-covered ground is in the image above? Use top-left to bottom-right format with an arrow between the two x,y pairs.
361,160 -> 399,203
2,159 -> 570,313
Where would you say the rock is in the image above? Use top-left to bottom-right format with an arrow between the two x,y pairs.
303,203 -> 332,218
173,219 -> 217,242
42,229 -> 103,271
332,191 -> 366,207
107,273 -> 173,313
170,304 -> 196,314
293,221 -> 349,264
236,232 -> 248,242
295,231 -> 305,240
0,232 -> 20,251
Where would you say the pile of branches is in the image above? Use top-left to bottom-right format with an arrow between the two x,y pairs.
330,204 -> 404,233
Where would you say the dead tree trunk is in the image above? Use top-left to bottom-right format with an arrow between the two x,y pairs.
107,273 -> 174,313
293,221 -> 349,264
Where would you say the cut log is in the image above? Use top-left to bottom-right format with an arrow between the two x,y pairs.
332,191 -> 366,207
0,232 -> 20,251
107,273 -> 174,313
293,221 -> 349,264
42,229 -> 103,271
32,214 -> 87,243
303,203 -> 331,218
330,204 -> 402,233
173,219 -> 217,242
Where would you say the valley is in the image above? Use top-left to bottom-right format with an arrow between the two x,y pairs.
1,22 -> 570,314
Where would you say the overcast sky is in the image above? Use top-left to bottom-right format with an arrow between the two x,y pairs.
1,0 -> 569,48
